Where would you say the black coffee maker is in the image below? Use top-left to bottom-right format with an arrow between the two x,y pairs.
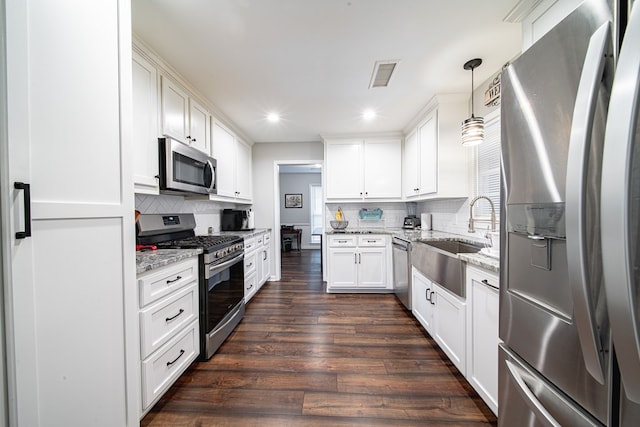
403,202 -> 421,229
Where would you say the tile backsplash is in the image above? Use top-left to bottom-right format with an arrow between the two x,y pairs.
418,198 -> 499,240
135,194 -> 238,235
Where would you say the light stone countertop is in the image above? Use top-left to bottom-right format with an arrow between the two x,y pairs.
217,228 -> 272,238
136,248 -> 202,275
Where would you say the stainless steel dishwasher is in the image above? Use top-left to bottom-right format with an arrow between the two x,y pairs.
392,236 -> 412,310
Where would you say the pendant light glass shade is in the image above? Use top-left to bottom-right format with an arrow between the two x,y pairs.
461,58 -> 484,146
462,115 -> 484,146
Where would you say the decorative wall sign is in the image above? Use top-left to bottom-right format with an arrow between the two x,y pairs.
484,73 -> 501,107
285,194 -> 303,208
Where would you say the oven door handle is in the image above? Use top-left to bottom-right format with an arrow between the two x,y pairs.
207,252 -> 244,277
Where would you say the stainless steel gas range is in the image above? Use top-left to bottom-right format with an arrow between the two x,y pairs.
137,213 -> 244,360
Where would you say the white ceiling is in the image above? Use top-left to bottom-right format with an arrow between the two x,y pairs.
132,0 -> 522,144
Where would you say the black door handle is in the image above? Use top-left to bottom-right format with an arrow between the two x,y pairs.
14,182 -> 31,239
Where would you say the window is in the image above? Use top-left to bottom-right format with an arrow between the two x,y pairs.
474,110 -> 501,220
309,184 -> 323,244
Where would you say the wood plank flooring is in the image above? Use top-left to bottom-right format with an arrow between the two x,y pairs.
142,249 -> 497,426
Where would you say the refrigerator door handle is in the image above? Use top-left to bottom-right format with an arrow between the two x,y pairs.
601,1 -> 640,403
505,360 -> 561,427
565,21 -> 611,385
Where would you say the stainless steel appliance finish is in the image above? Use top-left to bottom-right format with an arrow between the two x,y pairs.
158,136 -> 217,195
402,216 -> 421,229
499,1 -> 640,425
392,236 -> 412,310
221,209 -> 255,231
137,213 -> 245,360
411,240 -> 481,298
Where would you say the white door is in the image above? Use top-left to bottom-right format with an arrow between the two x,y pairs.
358,248 -> 386,288
363,139 -> 401,199
2,1 -> 137,425
188,98 -> 210,154
161,76 -> 189,142
325,140 -> 363,199
211,121 -> 236,198
328,248 -> 358,288
418,110 -> 438,195
235,139 -> 252,201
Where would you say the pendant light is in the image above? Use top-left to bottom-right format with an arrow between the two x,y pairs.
461,58 -> 484,146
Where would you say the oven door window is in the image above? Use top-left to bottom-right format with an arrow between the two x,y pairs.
206,258 -> 244,332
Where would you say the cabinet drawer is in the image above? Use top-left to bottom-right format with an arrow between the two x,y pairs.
139,283 -> 198,359
328,235 -> 357,247
263,232 -> 271,245
244,237 -> 257,253
358,235 -> 386,246
139,258 -> 198,307
245,271 -> 257,301
244,251 -> 257,276
141,319 -> 199,409
256,234 -> 263,245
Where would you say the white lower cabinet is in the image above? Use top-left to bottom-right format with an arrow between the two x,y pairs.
327,235 -> 391,291
244,235 -> 258,302
138,257 -> 200,415
411,267 -> 466,375
466,265 -> 499,414
258,231 -> 272,286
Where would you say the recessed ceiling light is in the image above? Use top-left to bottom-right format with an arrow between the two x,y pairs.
267,113 -> 280,123
363,109 -> 376,121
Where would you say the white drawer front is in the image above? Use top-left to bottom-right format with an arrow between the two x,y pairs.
244,236 -> 257,253
328,235 -> 357,247
263,232 -> 271,245
139,283 -> 198,359
358,235 -> 386,247
245,271 -> 257,302
139,258 -> 198,307
141,320 -> 199,409
244,251 -> 257,276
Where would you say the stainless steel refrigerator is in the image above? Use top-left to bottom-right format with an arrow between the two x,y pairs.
499,0 -> 640,425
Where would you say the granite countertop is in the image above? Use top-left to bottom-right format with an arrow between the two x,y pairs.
136,248 -> 202,275
217,228 -> 271,238
394,229 -> 500,274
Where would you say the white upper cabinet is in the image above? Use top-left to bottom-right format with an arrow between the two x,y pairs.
325,137 -> 402,200
132,50 -> 160,194
404,94 -> 469,200
212,121 -> 253,203
325,139 -> 363,199
363,139 -> 403,198
188,98 -> 211,154
160,76 -> 211,154
160,76 -> 189,142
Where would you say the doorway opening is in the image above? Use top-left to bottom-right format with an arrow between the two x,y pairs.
272,161 -> 323,281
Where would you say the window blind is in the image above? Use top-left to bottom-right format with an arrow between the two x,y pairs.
475,113 -> 501,219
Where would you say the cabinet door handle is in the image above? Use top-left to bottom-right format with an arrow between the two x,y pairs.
430,291 -> 435,305
358,253 -> 361,264
166,275 -> 182,284
186,135 -> 191,140
263,251 -> 267,261
14,182 -> 32,239
354,253 -> 358,264
165,308 -> 184,322
166,349 -> 185,367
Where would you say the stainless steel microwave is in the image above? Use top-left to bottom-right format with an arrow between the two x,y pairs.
158,137 -> 217,195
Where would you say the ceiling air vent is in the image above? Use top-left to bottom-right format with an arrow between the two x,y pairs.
369,60 -> 399,88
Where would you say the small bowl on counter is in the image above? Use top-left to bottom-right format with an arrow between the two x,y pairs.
330,220 -> 349,230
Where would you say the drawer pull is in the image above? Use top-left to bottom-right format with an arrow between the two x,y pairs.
338,240 -> 348,243
166,275 -> 182,284
247,262 -> 253,268
165,308 -> 184,322
166,349 -> 185,367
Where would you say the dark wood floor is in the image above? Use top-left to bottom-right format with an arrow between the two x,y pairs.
142,250 -> 497,426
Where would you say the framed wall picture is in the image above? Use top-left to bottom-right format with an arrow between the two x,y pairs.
285,193 -> 303,208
